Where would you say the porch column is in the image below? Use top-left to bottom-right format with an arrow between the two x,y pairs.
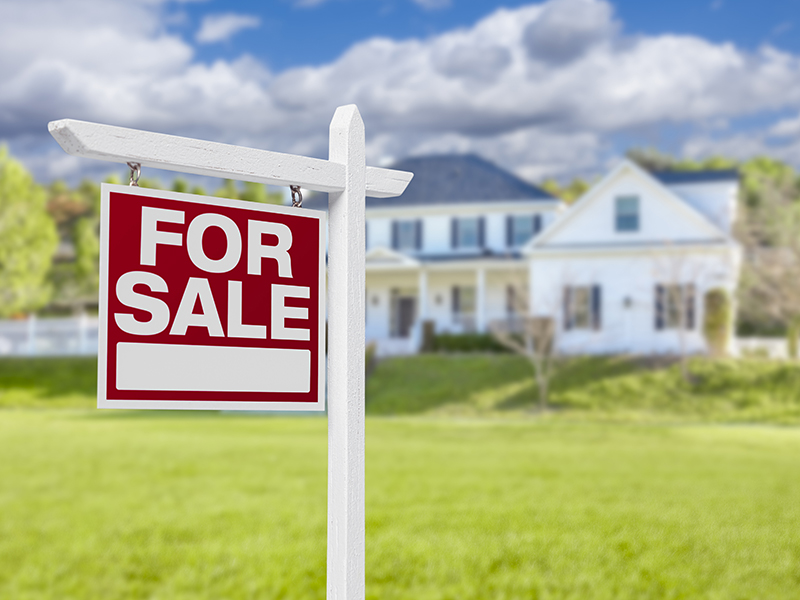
476,267 -> 486,332
418,268 -> 428,322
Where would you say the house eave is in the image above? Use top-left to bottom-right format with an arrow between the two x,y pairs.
527,239 -> 740,258
365,198 -> 563,218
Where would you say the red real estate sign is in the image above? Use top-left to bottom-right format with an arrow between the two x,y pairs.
98,184 -> 326,411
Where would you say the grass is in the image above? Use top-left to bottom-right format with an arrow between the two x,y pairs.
4,354 -> 800,423
367,354 -> 800,423
0,356 -> 96,409
1,412 -> 800,598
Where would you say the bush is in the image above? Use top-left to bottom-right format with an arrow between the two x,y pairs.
703,288 -> 731,357
430,332 -> 508,353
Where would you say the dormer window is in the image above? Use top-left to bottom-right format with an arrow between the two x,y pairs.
615,196 -> 639,232
452,217 -> 484,249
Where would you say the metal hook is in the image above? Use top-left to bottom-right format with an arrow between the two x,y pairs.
127,162 -> 141,187
290,185 -> 303,208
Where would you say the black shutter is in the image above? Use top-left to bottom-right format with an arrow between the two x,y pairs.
415,220 -> 423,250
391,221 -> 399,250
451,286 -> 460,315
563,287 -> 573,331
478,217 -> 485,248
451,219 -> 458,249
506,216 -> 513,247
655,285 -> 664,330
591,285 -> 602,331
685,285 -> 695,330
533,214 -> 542,235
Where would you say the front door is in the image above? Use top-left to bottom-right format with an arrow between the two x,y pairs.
390,290 -> 416,338
397,297 -> 416,338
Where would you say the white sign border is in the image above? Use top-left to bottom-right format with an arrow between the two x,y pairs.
97,183 -> 327,412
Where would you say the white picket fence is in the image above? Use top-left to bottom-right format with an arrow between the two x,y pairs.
0,315 -> 98,357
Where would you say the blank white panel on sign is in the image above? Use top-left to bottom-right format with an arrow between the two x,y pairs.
116,343 -> 311,393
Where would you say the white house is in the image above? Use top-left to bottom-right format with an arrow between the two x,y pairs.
306,154 -> 741,356
527,160 -> 741,355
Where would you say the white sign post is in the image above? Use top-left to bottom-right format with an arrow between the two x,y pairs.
49,105 -> 412,600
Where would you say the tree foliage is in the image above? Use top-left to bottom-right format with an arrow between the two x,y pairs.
0,147 -> 58,317
540,177 -> 591,203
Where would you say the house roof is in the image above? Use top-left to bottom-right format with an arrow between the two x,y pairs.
302,153 -> 556,210
526,159 -> 735,253
650,169 -> 739,185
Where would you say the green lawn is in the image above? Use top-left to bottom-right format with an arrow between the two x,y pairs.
5,354 -> 800,423
2,412 -> 800,599
367,354 -> 800,423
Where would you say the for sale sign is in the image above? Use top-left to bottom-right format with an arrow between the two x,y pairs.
98,184 -> 326,411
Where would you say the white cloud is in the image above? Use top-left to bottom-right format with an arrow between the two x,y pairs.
4,0 -> 800,184
196,13 -> 260,44
769,114 -> 800,138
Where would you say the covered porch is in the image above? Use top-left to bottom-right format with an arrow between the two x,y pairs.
365,248 -> 528,356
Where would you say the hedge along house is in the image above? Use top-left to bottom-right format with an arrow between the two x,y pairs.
306,154 -> 563,356
526,159 -> 741,356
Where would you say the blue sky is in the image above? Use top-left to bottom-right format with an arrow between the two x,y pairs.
181,0 -> 800,70
2,0 -> 800,186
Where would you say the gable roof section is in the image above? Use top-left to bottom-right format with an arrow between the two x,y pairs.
527,159 -> 733,252
302,153 -> 557,211
365,247 -> 419,269
375,154 -> 556,208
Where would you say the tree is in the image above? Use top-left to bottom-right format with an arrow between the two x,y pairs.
488,272 -> 566,411
540,177 -> 590,203
215,179 -> 239,199
240,181 -> 283,204
703,288 -> 731,358
490,313 -> 556,412
734,157 -> 800,347
0,147 -> 58,317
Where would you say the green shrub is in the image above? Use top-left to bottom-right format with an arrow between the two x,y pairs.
703,288 -> 731,357
430,332 -> 509,353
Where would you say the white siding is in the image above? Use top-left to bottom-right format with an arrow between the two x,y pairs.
529,248 -> 740,355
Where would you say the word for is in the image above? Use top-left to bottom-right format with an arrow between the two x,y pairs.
115,207 -> 309,340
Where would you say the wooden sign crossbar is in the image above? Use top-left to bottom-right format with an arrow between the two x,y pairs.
48,118 -> 412,197
49,104 -> 412,600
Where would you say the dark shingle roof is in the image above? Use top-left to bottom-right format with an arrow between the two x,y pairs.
374,154 -> 556,207
302,154 -> 556,210
650,169 -> 739,185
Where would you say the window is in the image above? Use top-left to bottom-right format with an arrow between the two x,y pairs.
615,196 -> 639,232
452,286 -> 476,315
655,284 -> 695,330
563,285 -> 601,330
392,220 -> 422,251
451,217 -> 484,249
506,214 -> 542,247
452,285 -> 477,330
506,285 -> 526,316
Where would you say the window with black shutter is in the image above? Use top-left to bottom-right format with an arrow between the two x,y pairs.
655,283 -> 695,330
452,217 -> 481,249
508,215 -> 538,247
393,220 -> 419,251
563,285 -> 597,330
655,284 -> 665,330
591,285 -> 602,330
